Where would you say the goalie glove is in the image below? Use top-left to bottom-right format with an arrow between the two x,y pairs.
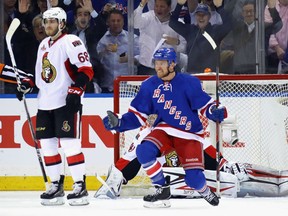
206,104 -> 227,123
103,110 -> 121,131
65,85 -> 84,113
16,78 -> 34,101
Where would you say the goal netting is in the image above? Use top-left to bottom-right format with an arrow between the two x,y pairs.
113,74 -> 288,190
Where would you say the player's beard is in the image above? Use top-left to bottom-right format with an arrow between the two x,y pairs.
157,68 -> 170,79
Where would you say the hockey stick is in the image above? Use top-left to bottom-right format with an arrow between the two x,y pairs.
202,31 -> 221,196
95,173 -> 117,198
6,18 -> 48,189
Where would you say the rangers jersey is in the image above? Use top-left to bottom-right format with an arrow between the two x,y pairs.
120,73 -> 215,140
35,33 -> 93,110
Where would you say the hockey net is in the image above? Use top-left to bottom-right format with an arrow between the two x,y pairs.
113,74 -> 288,190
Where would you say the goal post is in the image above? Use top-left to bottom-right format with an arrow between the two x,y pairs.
113,74 -> 288,173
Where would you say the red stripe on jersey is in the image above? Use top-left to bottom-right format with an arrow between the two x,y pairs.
200,103 -> 211,116
115,158 -> 131,171
44,154 -> 62,166
78,66 -> 94,81
65,59 -> 77,81
144,161 -> 162,177
127,109 -> 147,124
67,153 -> 85,166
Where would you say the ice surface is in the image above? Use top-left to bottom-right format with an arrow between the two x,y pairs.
0,191 -> 287,216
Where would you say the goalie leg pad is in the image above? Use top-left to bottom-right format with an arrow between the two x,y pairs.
94,165 -> 124,199
163,167 -> 239,198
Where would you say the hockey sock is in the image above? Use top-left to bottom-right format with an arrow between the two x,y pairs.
184,169 -> 206,190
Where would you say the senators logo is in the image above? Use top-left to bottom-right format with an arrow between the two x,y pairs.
41,53 -> 56,83
62,121 -> 71,132
165,150 -> 180,167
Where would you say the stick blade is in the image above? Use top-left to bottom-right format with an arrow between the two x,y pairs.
6,18 -> 21,43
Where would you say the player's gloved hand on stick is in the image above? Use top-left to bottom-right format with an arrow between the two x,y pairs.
103,110 -> 121,131
16,78 -> 33,101
65,85 -> 83,113
206,104 -> 227,122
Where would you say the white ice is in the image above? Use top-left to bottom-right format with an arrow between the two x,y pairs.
0,192 -> 288,216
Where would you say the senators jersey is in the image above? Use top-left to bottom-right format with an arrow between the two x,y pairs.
35,33 -> 93,110
120,73 -> 214,141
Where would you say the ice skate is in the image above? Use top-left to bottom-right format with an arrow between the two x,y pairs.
94,165 -> 124,199
40,175 -> 65,206
67,179 -> 89,206
143,176 -> 171,208
199,187 -> 219,206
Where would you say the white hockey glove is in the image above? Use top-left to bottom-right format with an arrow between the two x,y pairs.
224,162 -> 249,182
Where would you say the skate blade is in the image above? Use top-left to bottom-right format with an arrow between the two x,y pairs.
143,200 -> 171,208
68,196 -> 89,206
41,197 -> 65,206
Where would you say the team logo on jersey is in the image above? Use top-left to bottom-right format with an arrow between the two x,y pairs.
41,54 -> 57,83
158,82 -> 172,92
62,121 -> 71,132
165,150 -> 180,167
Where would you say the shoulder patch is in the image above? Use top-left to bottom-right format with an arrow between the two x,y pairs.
72,40 -> 82,47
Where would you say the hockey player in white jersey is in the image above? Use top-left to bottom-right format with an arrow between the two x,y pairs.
16,7 -> 94,206
102,47 -> 224,207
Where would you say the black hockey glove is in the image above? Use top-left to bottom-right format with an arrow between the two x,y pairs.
103,110 -> 121,131
65,85 -> 84,113
206,104 -> 227,123
16,78 -> 33,101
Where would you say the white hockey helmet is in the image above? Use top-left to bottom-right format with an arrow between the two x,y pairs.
43,7 -> 67,23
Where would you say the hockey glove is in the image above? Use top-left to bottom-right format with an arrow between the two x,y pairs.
206,104 -> 227,123
16,78 -> 34,101
103,110 -> 121,131
65,85 -> 84,113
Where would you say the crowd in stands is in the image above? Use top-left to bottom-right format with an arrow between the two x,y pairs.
2,0 -> 288,94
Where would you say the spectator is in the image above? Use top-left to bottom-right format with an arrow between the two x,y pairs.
265,0 -> 288,74
134,0 -> 187,75
55,0 -> 105,29
100,0 -> 149,31
169,0 -> 233,73
69,3 -> 109,92
35,0 -> 49,14
4,0 -> 35,93
226,0 -> 282,74
148,0 -> 191,24
97,9 -> 140,93
190,0 -> 223,25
